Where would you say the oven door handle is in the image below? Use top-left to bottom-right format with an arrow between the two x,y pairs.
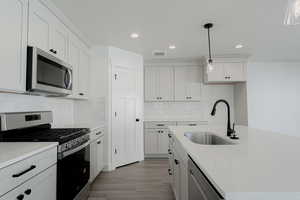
59,142 -> 89,159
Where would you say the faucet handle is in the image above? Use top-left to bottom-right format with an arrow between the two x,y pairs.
230,123 -> 239,140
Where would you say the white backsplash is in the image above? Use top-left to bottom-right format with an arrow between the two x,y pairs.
145,84 -> 235,128
0,93 -> 74,127
73,97 -> 105,127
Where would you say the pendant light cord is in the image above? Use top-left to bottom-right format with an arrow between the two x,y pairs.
207,27 -> 212,63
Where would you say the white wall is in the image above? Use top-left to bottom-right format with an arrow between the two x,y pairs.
0,93 -> 74,127
247,62 -> 300,136
234,83 -> 248,126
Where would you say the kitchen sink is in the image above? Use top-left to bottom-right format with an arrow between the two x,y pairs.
184,132 -> 235,145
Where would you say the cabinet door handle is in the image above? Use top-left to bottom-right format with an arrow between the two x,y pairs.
189,124 -> 197,126
96,131 -> 102,135
97,141 -> 102,144
189,169 -> 194,175
49,49 -> 57,54
174,159 -> 179,165
17,194 -> 24,200
168,133 -> 172,138
24,189 -> 32,195
156,124 -> 165,127
12,165 -> 36,178
79,93 -> 84,96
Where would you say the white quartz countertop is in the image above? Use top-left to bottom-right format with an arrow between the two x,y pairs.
144,116 -> 205,122
59,123 -> 105,132
169,125 -> 300,200
0,142 -> 58,170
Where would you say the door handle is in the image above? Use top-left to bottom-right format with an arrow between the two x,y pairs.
136,118 -> 140,122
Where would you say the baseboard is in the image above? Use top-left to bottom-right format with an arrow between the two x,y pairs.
145,154 -> 168,159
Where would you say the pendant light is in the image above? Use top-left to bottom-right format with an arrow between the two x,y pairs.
284,0 -> 300,25
204,23 -> 214,71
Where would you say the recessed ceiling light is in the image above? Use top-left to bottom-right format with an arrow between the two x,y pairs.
235,44 -> 243,49
130,33 -> 139,39
169,45 -> 176,49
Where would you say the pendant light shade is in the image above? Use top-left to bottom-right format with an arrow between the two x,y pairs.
284,0 -> 300,25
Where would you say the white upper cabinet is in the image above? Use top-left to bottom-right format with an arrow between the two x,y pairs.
145,66 -> 174,101
223,62 -> 246,81
28,0 -> 90,99
29,0 -> 69,62
0,0 -> 28,92
174,66 -> 202,101
68,34 -> 90,99
158,67 -> 174,101
28,0 -> 51,53
68,34 -> 81,98
51,17 -> 69,62
204,60 -> 247,83
78,49 -> 90,99
0,0 -> 90,96
144,67 -> 158,101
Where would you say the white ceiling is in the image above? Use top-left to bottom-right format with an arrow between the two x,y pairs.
52,0 -> 300,61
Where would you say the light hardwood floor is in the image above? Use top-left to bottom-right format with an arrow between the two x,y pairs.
88,159 -> 175,200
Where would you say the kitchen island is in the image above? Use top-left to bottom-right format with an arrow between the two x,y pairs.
169,125 -> 300,200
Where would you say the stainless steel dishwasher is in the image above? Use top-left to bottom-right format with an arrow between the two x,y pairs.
188,157 -> 224,200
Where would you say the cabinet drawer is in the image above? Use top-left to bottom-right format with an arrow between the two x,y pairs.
90,127 -> 104,141
0,165 -> 56,200
176,121 -> 208,126
0,147 -> 57,197
145,121 -> 176,129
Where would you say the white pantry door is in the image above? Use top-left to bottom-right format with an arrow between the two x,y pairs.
110,48 -> 143,168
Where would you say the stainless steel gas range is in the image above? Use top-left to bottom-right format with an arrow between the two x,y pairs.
0,111 -> 90,200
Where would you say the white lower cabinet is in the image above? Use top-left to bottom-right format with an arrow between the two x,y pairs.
90,129 -> 104,182
0,165 -> 56,200
144,128 -> 169,157
144,121 -> 207,158
169,133 -> 188,200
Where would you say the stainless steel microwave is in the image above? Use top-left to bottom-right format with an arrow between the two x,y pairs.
26,46 -> 72,96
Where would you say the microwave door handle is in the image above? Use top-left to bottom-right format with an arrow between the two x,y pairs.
67,69 -> 72,89
64,70 -> 69,88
